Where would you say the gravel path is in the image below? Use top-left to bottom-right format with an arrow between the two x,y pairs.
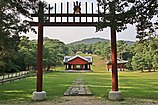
27,96 -> 158,105
1,96 -> 158,105
30,96 -> 106,105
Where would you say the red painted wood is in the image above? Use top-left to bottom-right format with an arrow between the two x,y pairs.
111,26 -> 118,91
37,2 -> 43,92
107,64 -> 125,71
68,58 -> 88,65
68,57 -> 88,65
30,21 -> 123,27
31,13 -> 100,17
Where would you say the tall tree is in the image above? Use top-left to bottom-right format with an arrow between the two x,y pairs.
131,37 -> 158,72
97,0 -> 157,39
117,40 -> 127,59
18,36 -> 37,70
0,0 -> 37,73
43,38 -> 66,71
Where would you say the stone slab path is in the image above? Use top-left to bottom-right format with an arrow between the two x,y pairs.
64,79 -> 92,96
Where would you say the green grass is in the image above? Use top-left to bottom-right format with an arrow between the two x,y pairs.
119,71 -> 158,99
0,72 -> 82,104
0,55 -> 158,104
82,71 -> 158,99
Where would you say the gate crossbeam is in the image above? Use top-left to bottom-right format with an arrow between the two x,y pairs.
30,22 -> 98,26
30,13 -> 101,26
31,13 -> 100,17
30,13 -> 122,26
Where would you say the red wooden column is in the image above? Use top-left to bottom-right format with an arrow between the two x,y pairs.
32,2 -> 46,101
111,26 -> 118,91
82,65 -> 84,70
37,2 -> 44,92
89,64 -> 91,70
73,65 -> 75,70
108,1 -> 122,100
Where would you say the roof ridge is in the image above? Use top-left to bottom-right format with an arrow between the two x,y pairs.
67,55 -> 88,62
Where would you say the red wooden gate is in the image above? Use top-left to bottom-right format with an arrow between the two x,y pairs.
30,1 -> 122,100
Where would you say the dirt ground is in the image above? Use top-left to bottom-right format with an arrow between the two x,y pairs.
27,96 -> 106,105
26,96 -> 158,105
1,96 -> 158,105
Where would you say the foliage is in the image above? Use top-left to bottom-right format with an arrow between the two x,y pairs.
131,38 -> 158,71
67,40 -> 132,61
18,36 -> 37,70
0,35 -> 67,73
97,0 -> 157,41
131,53 -> 145,72
0,34 -> 21,73
43,37 -> 67,71
96,0 -> 157,71
0,0 -> 37,73
68,36 -> 158,72
0,0 -> 66,73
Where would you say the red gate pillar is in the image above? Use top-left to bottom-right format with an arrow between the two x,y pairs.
32,1 -> 46,101
37,2 -> 43,93
108,26 -> 122,100
111,26 -> 118,91
108,1 -> 122,100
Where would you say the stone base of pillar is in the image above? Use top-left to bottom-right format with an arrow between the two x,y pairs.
32,91 -> 47,101
108,91 -> 122,100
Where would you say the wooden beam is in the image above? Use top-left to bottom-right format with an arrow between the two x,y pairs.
31,13 -> 101,17
30,22 -> 98,26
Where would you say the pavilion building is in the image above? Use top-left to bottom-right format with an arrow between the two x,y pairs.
63,55 -> 92,71
106,59 -> 128,71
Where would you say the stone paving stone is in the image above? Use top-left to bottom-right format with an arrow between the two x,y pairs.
70,87 -> 79,95
64,91 -> 69,96
64,87 -> 72,96
85,87 -> 92,95
78,90 -> 86,95
64,79 -> 92,96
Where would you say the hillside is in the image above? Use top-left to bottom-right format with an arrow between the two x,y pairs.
68,37 -> 135,45
68,38 -> 109,45
125,41 -> 136,45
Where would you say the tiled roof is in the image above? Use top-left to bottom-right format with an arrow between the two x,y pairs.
63,55 -> 92,63
106,58 -> 128,65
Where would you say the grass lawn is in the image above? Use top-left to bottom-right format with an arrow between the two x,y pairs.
0,55 -> 158,104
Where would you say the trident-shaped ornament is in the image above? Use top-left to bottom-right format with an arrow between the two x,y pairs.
73,1 -> 81,14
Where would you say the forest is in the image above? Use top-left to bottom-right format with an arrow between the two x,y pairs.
0,36 -> 158,74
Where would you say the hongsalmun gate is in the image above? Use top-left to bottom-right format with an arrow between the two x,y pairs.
30,0 -> 123,101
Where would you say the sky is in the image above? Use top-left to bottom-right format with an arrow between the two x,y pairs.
25,0 -> 137,44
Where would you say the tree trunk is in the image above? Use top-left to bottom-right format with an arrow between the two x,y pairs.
154,68 -> 156,72
27,65 -> 30,70
141,68 -> 144,72
46,65 -> 50,71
